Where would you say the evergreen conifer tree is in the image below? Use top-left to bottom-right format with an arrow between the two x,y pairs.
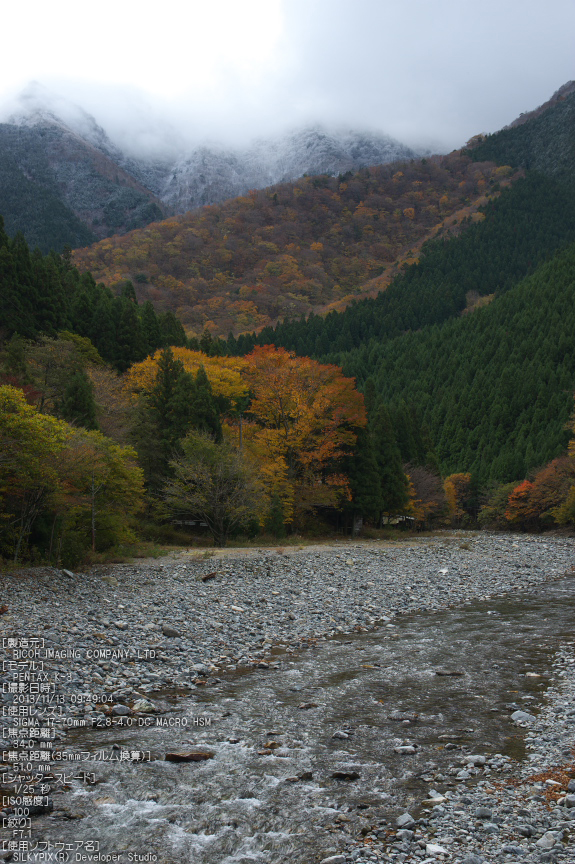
346,427 -> 383,521
371,404 -> 409,515
59,368 -> 98,430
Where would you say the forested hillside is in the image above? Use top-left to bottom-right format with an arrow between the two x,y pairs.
229,171 -> 575,356
225,172 -> 575,483
469,82 -> 575,175
216,83 -> 575,488
4,82 -> 575,566
337,242 -> 575,482
0,217 -> 186,370
73,154 -> 502,337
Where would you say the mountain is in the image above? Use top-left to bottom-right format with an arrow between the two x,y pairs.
142,126 -> 418,213
0,84 -> 167,253
226,81 -> 575,484
73,151 -> 502,337
0,84 -> 419,253
468,80 -> 575,174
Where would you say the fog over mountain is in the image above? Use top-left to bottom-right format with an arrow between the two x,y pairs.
0,83 -> 421,248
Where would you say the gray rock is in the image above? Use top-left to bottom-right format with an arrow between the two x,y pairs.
102,576 -> 118,586
332,730 -> 349,739
465,754 -> 486,766
535,832 -> 556,849
475,807 -> 493,820
563,793 -> 575,807
461,856 -> 484,864
388,711 -> 418,722
394,745 -> 416,754
396,812 -> 415,828
319,857 -> 346,864
482,822 -> 499,833
426,842 -> 449,855
111,704 -> 131,716
131,698 -> 156,713
511,709 -> 536,724
396,829 -> 413,841
162,624 -> 181,637
568,779 -> 575,792
192,663 -> 209,674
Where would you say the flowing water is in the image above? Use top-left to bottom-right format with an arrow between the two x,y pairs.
29,574 -> 575,862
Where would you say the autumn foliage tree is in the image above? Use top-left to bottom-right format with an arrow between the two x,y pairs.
504,479 -> 535,527
0,385 -> 144,563
0,385 -> 69,561
124,347 -> 248,408
239,346 -> 367,525
163,431 -> 262,547
444,472 -> 472,525
504,457 -> 575,528
405,464 -> 447,528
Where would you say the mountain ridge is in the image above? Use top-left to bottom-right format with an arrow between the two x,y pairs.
0,85 -> 420,252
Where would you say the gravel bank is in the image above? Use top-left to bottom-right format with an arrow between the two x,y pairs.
1,531 -> 575,863
340,641 -> 575,864
1,532 -> 574,730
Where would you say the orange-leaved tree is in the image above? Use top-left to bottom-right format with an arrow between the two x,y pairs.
528,457 -> 575,524
444,472 -> 472,525
504,479 -> 535,527
239,346 -> 366,525
505,457 -> 575,528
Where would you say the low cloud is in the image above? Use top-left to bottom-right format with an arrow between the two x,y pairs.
0,0 -> 573,159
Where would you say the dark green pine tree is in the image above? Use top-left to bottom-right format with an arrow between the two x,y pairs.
371,404 -> 409,515
199,328 -> 215,355
0,215 -> 8,249
391,401 -> 421,464
121,280 -> 138,304
345,427 -> 383,521
167,369 -> 198,443
134,348 -> 223,489
159,311 -> 187,347
134,347 -> 185,489
141,301 -> 163,355
32,252 -> 67,336
0,245 -> 30,338
2,334 -> 29,382
90,297 -> 117,364
113,296 -> 147,372
363,377 -> 377,415
188,366 -> 222,442
148,347 -> 185,428
59,368 -> 98,430
264,493 -> 287,538
69,273 -> 100,339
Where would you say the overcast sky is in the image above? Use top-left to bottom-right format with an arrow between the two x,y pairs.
1,0 -> 573,155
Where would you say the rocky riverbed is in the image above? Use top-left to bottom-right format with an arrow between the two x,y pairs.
341,640 -> 575,864
1,531 -> 575,863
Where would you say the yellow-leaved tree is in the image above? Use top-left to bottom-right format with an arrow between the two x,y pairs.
0,385 -> 144,565
124,348 -> 248,407
0,385 -> 69,562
